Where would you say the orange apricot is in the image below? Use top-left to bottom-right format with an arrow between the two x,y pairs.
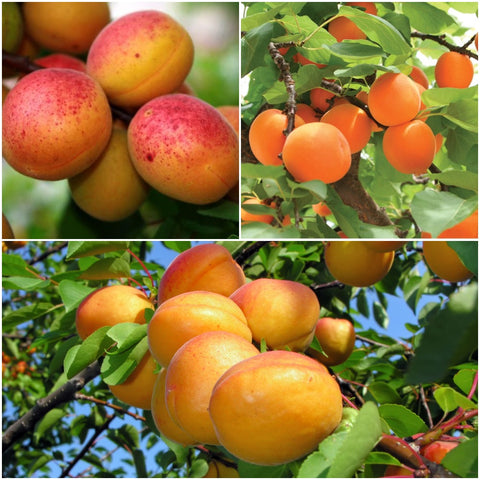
109,352 -> 157,410
148,291 -> 252,366
422,209 -> 478,239
157,243 -> 245,303
320,103 -> 372,153
346,2 -> 378,15
329,16 -> 366,42
293,52 -> 326,68
435,51 -> 474,88
75,285 -> 153,340
369,72 -> 421,126
310,88 -> 336,112
382,120 -> 436,175
241,198 -> 275,224
217,105 -> 239,135
364,241 -> 407,252
295,103 -> 320,123
313,202 -> 332,216
248,109 -> 305,166
422,241 -> 473,283
282,123 -> 352,184
409,65 -> 429,89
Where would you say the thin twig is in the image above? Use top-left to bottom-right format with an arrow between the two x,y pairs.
411,32 -> 478,60
75,393 -> 146,422
234,241 -> 269,267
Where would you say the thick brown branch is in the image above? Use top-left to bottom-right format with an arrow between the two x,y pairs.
234,241 -> 269,267
333,153 -> 400,232
2,360 -> 101,452
411,32 -> 478,60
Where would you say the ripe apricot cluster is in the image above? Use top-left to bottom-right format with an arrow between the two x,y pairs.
2,3 -> 238,228
74,243 -> 349,466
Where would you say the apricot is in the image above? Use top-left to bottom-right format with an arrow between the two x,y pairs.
2,2 -> 23,53
148,291 -> 252,366
109,352 -> 157,410
75,285 -> 153,340
369,72 -> 420,126
295,103 -> 320,123
87,10 -> 193,107
423,209 -> 478,238
364,241 -> 407,252
382,120 -> 436,175
293,52 -> 326,68
328,16 -> 366,42
2,214 -> 15,239
204,460 -> 239,478
308,317 -> 355,366
157,244 -> 245,303
346,2 -> 378,15
420,441 -> 457,463
34,53 -> 87,72
128,94 -> 238,205
217,106 -> 239,135
313,202 -> 332,217
355,90 -> 384,132
164,331 -> 259,445
320,103 -> 372,153
325,241 -> 395,287
151,368 -> 197,446
282,123 -> 352,184
209,350 -> 343,465
248,109 -> 305,166
409,65 -> 429,89
23,2 -> 110,54
422,241 -> 473,283
435,51 -> 474,88
2,68 -> 112,181
241,198 -> 275,224
310,88 -> 336,112
230,278 -> 320,351
69,123 -> 150,222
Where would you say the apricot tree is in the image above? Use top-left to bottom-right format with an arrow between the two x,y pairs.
2,240 -> 477,477
241,2 -> 478,239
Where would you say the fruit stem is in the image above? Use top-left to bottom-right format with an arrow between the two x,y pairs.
127,248 -> 155,295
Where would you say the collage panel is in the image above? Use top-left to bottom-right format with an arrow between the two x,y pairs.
240,2 -> 478,239
1,239 -> 478,477
2,2 -> 239,240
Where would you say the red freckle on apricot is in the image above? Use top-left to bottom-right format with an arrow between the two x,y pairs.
146,153 -> 154,162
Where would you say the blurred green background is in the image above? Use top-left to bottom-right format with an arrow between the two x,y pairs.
2,2 -> 239,239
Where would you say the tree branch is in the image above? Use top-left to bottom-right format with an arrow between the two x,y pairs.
2,360 -> 101,453
411,32 -> 478,60
234,241 -> 269,267
28,241 -> 68,265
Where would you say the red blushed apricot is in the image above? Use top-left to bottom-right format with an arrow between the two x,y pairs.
209,350 -> 343,466
382,120 -> 436,175
310,88 -> 336,112
23,2 -> 110,54
2,68 -> 112,181
409,65 -> 429,89
435,51 -> 474,88
87,10 -> 194,108
148,291 -> 252,366
282,123 -> 352,184
127,94 -> 238,205
75,285 -> 154,340
157,244 -> 245,304
369,72 -> 421,126
230,278 -> 320,352
329,16 -> 366,42
34,53 -> 87,72
248,109 -> 305,166
320,103 -> 372,153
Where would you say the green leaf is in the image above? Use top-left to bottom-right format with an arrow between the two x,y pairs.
326,40 -> 384,60
132,449 -> 148,478
411,190 -> 477,238
34,408 -> 65,443
442,436 -> 478,477
368,382 -> 402,405
78,257 -> 131,280
444,99 -> 478,133
2,302 -> 58,331
2,253 -> 39,277
428,170 -> 478,192
378,404 -> 428,437
238,461 -> 289,478
2,276 -> 50,291
448,241 -> 478,277
162,241 -> 191,253
433,386 -> 476,413
66,241 -> 130,259
296,180 -> 328,199
58,280 -> 96,313
242,163 -> 286,179
373,301 -> 389,329
422,86 -> 478,106
338,6 -> 411,55
107,323 -> 148,355
241,3 -> 292,31
406,283 -> 478,383
402,2 -> 454,33
327,402 -> 383,478
453,369 -> 477,396
198,201 -> 239,221
101,336 -> 149,385
64,326 -> 114,379
190,459 -> 210,478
